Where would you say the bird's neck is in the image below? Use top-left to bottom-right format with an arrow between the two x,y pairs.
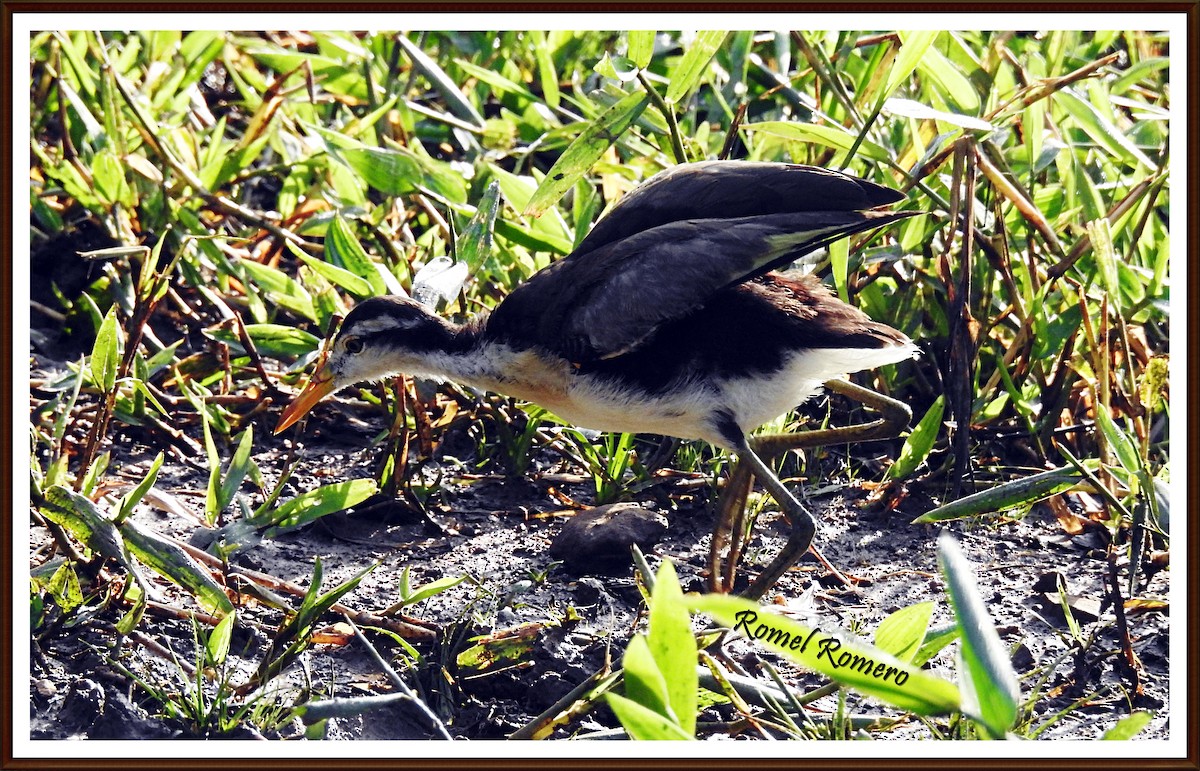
409,319 -> 572,403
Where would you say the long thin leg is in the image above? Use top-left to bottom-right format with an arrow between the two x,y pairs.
708,378 -> 913,599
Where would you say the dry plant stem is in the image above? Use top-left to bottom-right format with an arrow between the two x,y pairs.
946,141 -> 979,497
98,49 -> 313,252
343,614 -> 454,741
231,312 -> 290,400
507,663 -> 617,740
1106,545 -> 1142,691
171,536 -> 438,641
791,31 -> 865,130
637,69 -> 687,164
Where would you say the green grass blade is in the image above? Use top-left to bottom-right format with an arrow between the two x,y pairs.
117,451 -> 164,522
745,121 -> 891,162
887,395 -> 945,480
937,533 -> 1019,737
914,467 -> 1084,523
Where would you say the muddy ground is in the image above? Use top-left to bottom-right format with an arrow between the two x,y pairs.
27,363 -> 1171,745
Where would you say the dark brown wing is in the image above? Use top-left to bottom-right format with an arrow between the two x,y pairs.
573,161 -> 906,257
487,162 -> 916,362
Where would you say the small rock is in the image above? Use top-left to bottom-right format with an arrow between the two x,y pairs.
549,503 -> 668,573
572,577 -> 610,606
58,678 -> 105,733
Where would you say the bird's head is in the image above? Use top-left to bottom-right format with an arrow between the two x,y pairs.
274,295 -> 458,433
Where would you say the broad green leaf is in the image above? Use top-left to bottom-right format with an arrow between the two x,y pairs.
398,573 -> 468,608
326,215 -> 386,296
237,258 -> 317,321
254,479 -> 379,535
621,634 -> 673,721
937,533 -> 1018,737
90,306 -> 121,393
664,30 -> 727,103
1102,711 -> 1153,740
240,44 -> 367,101
488,164 -> 573,252
216,427 -> 255,514
457,180 -> 501,273
285,241 -> 372,298
914,467 -> 1085,523
874,602 -> 934,663
887,395 -> 946,480
886,31 -> 938,96
525,90 -> 650,217
206,610 -> 236,667
1095,409 -> 1141,476
646,561 -> 697,736
745,121 -> 891,162
883,98 -> 993,131
338,146 -> 423,197
829,238 -> 849,303
455,624 -> 540,671
594,53 -> 639,83
44,561 -> 84,612
91,149 -> 130,207
689,593 -> 960,715
42,485 -> 129,565
628,30 -> 655,69
205,324 -> 320,361
605,693 -> 692,741
915,41 -> 981,112
493,218 -> 572,256
124,518 -> 233,613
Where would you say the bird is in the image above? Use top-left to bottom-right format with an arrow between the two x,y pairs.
275,160 -> 920,599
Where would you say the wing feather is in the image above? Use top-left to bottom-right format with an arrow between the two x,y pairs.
486,162 -> 917,362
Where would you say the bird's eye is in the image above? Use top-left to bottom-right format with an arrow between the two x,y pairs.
344,338 -> 365,354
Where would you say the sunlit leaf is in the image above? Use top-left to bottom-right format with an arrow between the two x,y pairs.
524,90 -> 650,217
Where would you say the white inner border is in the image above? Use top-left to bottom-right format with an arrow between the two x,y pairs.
12,13 -> 1189,761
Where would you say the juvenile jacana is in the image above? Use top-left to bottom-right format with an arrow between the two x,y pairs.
275,161 -> 920,599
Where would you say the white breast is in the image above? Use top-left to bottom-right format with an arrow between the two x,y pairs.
441,341 -> 918,450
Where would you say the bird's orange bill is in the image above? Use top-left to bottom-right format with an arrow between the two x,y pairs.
274,367 -> 336,434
